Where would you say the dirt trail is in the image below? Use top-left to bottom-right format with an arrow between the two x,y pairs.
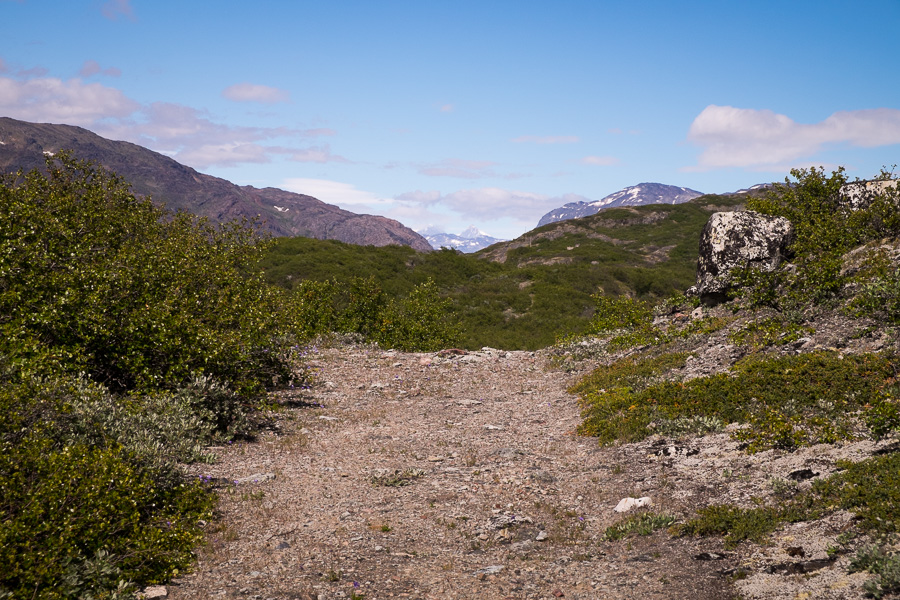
167,346 -> 738,600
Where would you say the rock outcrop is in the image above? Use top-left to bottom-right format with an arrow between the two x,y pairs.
690,211 -> 794,304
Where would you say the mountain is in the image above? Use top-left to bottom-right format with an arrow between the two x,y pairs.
537,182 -> 704,227
421,225 -> 506,253
0,117 -> 432,251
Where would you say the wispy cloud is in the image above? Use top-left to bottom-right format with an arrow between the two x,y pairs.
395,187 -> 565,221
511,135 -> 579,144
79,60 -> 121,78
687,105 -> 900,170
283,144 -> 349,164
281,178 -> 389,207
101,0 -> 135,21
417,158 -> 498,179
439,103 -> 454,113
222,83 -> 290,104
0,76 -> 138,123
0,74 -> 342,169
580,155 -> 619,166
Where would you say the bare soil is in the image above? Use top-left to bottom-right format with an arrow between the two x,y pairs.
163,334 -> 888,600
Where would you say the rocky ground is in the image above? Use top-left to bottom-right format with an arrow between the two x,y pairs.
152,311 -> 896,600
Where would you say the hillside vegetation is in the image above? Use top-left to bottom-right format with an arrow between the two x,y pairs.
260,193 -> 745,349
0,154 -> 456,599
568,167 -> 900,598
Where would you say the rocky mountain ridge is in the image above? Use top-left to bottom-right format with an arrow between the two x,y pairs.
420,225 -> 506,252
537,182 -> 704,227
0,117 -> 432,251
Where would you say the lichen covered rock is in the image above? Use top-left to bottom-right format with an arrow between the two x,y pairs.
692,211 -> 794,304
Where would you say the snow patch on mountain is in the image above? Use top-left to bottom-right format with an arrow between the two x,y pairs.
537,183 -> 704,227
420,226 -> 506,253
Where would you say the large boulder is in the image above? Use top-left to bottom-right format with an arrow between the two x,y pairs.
691,211 -> 794,304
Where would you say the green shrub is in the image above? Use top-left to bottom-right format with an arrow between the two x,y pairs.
375,278 -> 463,351
850,543 -> 900,599
733,167 -> 900,311
679,504 -> 785,548
576,350 -> 898,450
726,316 -> 813,351
602,512 -> 677,541
579,295 -> 662,351
0,153 -> 300,398
0,154 -> 315,597
0,439 -> 213,598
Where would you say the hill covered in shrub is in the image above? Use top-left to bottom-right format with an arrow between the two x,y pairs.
260,193 -> 746,349
0,154 -> 459,598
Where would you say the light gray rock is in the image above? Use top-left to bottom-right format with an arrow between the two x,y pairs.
613,496 -> 652,513
692,211 -> 794,304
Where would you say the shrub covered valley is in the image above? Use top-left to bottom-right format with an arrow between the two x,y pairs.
3,155 -> 900,599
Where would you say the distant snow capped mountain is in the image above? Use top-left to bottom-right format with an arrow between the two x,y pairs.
421,225 -> 506,253
734,183 -> 776,194
537,183 -> 704,227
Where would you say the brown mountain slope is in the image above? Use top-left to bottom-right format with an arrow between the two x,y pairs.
0,117 -> 432,251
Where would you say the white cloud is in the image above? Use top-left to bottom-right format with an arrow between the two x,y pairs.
0,75 -> 344,169
511,135 -> 579,144
176,143 -> 271,168
688,105 -> 900,170
222,83 -> 290,104
0,76 -> 138,124
439,103 -> 454,113
281,178 -> 390,207
580,155 -> 619,166
395,187 -> 563,221
102,0 -> 135,21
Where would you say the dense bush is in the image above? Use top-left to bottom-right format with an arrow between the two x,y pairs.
734,167 -> 900,311
0,362 -> 216,598
0,154 -> 312,597
289,276 -> 462,351
0,153 -> 300,396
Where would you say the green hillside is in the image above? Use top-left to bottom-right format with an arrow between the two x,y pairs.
259,193 -> 746,349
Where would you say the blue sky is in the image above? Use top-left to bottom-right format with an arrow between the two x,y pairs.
2,0 -> 899,239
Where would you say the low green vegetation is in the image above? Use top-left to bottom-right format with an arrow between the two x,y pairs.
850,542 -> 900,599
0,154 -> 314,598
0,155 -> 460,598
602,511 -> 677,541
733,166 -> 900,313
577,350 -> 899,451
260,193 -> 745,349
679,452 -> 900,550
567,167 -> 900,595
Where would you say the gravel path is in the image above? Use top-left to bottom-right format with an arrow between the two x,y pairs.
165,345 -> 740,600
